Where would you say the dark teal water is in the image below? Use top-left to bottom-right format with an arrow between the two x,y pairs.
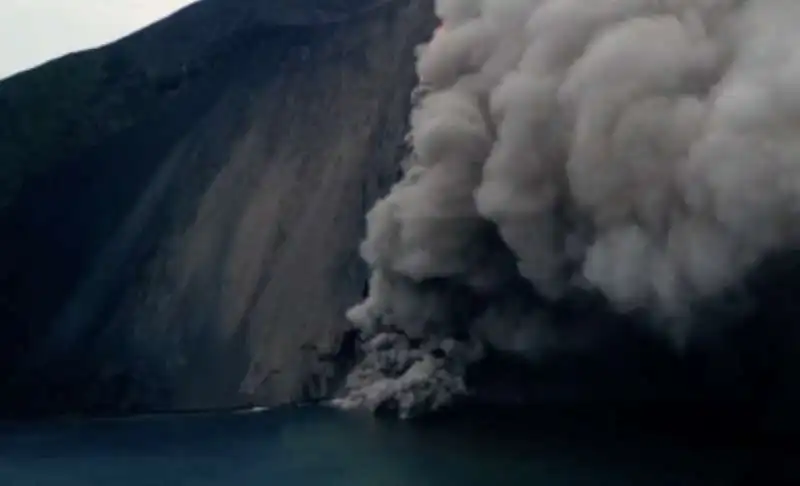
0,407 -> 763,485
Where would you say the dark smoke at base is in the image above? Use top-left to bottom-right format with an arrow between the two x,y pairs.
331,0 -> 800,421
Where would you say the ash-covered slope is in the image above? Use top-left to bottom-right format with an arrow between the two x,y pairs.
4,0 -> 800,437
0,0 -> 436,417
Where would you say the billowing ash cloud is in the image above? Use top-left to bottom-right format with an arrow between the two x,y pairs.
333,0 -> 800,417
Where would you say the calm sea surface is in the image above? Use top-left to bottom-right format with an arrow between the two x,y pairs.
0,406 -> 780,485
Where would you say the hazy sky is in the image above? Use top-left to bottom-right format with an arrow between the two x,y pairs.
0,0 -> 197,79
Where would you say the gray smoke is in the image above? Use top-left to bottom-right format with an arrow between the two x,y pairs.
333,0 -> 800,417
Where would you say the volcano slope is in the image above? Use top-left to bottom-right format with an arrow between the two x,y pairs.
0,0 -> 436,417
2,0 -> 800,441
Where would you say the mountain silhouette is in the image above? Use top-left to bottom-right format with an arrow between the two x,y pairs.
1,0 -> 799,442
0,0 -> 436,417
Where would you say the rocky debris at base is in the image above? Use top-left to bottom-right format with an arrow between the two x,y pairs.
330,332 -> 484,419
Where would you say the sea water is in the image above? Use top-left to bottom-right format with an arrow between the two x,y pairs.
0,406 -> 773,485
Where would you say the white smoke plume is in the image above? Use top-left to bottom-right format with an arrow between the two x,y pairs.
335,0 -> 800,415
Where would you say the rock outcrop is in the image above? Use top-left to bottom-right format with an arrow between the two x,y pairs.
0,0 -> 436,417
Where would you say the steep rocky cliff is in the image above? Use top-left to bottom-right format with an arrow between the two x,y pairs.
0,0 -> 437,417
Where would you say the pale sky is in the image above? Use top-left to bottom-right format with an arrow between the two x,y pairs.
0,0 -> 197,79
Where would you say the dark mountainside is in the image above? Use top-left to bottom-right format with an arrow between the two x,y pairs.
0,0 -> 436,417
0,0 -> 798,446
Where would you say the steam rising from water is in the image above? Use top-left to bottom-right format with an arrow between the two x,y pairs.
335,0 -> 800,416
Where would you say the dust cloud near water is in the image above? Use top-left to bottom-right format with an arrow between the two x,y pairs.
335,0 -> 800,416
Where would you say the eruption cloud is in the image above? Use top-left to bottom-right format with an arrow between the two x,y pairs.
334,0 -> 800,417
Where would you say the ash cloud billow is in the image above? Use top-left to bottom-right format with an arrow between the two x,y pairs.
333,0 -> 800,418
